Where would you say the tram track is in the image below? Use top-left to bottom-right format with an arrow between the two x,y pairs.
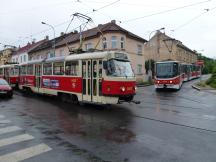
132,114 -> 216,133
138,100 -> 205,110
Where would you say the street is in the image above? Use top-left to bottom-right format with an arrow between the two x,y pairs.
0,77 -> 216,162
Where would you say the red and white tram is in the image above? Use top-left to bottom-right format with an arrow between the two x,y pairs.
181,63 -> 191,82
191,64 -> 201,79
154,61 -> 183,90
0,64 -> 19,87
19,51 -> 137,104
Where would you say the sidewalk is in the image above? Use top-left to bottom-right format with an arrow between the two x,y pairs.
192,84 -> 216,94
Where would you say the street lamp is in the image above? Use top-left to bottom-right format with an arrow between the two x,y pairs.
148,27 -> 165,81
41,21 -> 56,57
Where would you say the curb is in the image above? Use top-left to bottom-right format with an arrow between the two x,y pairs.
191,85 -> 201,91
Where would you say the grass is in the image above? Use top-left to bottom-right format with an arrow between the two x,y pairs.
206,73 -> 216,89
196,73 -> 216,89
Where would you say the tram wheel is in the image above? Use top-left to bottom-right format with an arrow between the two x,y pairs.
60,93 -> 69,103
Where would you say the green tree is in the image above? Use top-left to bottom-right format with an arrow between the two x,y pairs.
145,59 -> 155,75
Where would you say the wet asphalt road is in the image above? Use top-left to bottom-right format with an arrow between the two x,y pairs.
0,76 -> 216,162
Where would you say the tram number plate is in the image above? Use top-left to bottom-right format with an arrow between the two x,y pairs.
127,87 -> 133,91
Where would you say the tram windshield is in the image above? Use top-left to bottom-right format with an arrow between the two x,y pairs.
156,62 -> 179,78
106,59 -> 134,77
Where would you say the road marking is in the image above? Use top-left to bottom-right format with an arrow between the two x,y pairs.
0,134 -> 34,147
0,126 -> 22,135
0,143 -> 52,162
0,120 -> 11,124
0,115 -> 5,119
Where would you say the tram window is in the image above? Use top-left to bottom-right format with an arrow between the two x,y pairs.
0,69 -> 3,75
88,61 -> 91,78
53,62 -> 64,75
83,79 -> 86,95
82,61 -> 86,77
43,63 -> 52,75
93,61 -> 97,78
173,63 -> 179,76
99,60 -> 102,78
14,66 -> 19,75
65,61 -> 79,76
9,68 -> 14,75
99,79 -> 102,96
27,65 -> 33,75
88,79 -> 90,95
93,79 -> 97,96
21,66 -> 27,75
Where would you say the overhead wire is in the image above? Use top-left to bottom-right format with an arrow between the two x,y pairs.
4,0 -> 213,47
172,5 -> 216,32
7,0 -> 120,47
121,0 -> 211,23
171,10 -> 209,32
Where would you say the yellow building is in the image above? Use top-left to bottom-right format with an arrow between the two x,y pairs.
0,48 -> 15,65
29,20 -> 147,82
144,31 -> 198,64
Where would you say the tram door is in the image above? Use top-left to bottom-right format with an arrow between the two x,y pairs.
35,64 -> 41,92
82,59 -> 103,103
4,68 -> 10,83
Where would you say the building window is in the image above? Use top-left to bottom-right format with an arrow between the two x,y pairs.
137,44 -> 142,55
49,52 -> 55,58
24,55 -> 26,62
111,36 -> 117,49
85,43 -> 93,51
59,49 -> 64,56
120,37 -> 125,49
20,56 -> 22,63
137,64 -> 142,74
102,37 -> 107,49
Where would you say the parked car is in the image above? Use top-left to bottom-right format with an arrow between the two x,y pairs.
0,78 -> 13,98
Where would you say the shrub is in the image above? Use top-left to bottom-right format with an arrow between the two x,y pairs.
206,70 -> 216,89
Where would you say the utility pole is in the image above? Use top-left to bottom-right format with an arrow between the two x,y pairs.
41,22 -> 56,57
148,27 -> 165,81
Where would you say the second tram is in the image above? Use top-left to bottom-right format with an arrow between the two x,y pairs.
154,61 -> 183,90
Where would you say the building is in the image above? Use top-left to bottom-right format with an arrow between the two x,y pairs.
29,20 -> 147,82
144,31 -> 198,64
11,40 -> 45,64
0,48 -> 16,65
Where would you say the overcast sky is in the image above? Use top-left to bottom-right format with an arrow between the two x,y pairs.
0,0 -> 216,58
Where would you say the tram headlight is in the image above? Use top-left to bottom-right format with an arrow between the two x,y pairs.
157,81 -> 160,84
120,86 -> 126,92
170,80 -> 173,84
134,86 -> 137,92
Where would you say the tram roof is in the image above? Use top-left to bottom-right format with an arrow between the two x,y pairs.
156,60 -> 180,64
0,64 -> 19,68
65,51 -> 126,61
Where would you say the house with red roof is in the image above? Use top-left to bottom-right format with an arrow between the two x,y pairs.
11,39 -> 46,64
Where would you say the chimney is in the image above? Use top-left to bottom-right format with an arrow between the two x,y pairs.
111,20 -> 116,24
74,30 -> 78,34
45,35 -> 49,40
32,38 -> 36,44
98,24 -> 103,28
60,32 -> 64,36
